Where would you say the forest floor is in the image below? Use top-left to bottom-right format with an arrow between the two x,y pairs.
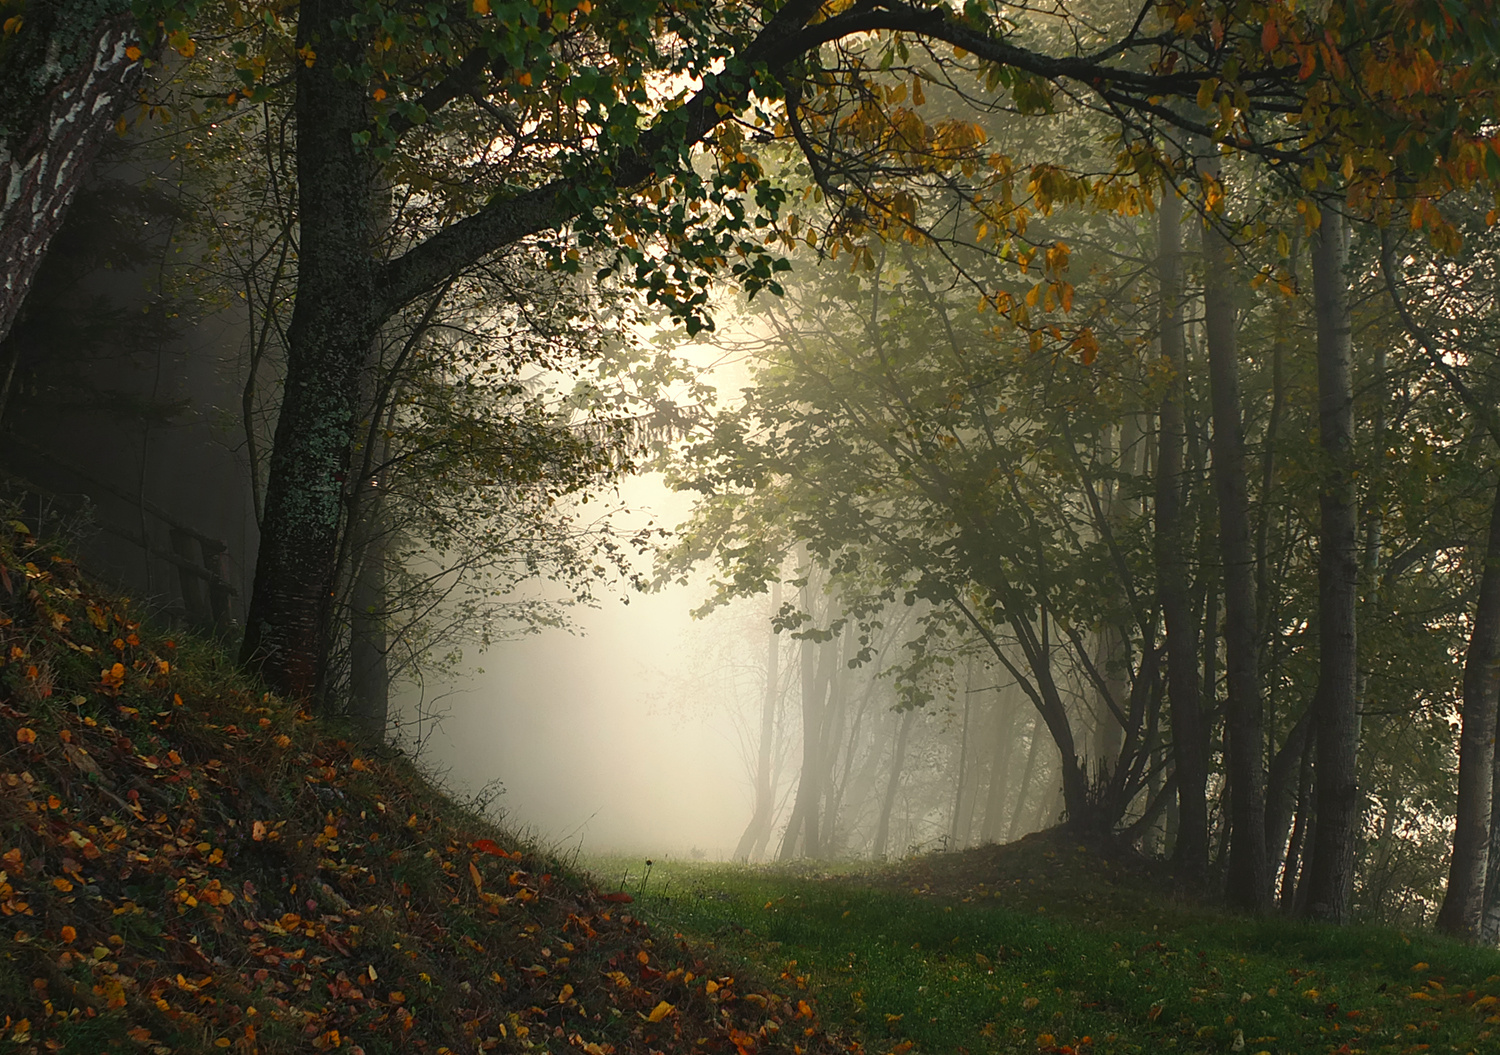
586,838 -> 1500,1055
0,525 -> 856,1055
4,519 -> 1500,1055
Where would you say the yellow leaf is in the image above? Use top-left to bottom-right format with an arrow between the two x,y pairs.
469,861 -> 484,891
558,983 -> 574,1003
647,1001 -> 674,1022
3,16 -> 23,34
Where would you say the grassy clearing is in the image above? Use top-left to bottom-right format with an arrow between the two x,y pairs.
596,847 -> 1500,1055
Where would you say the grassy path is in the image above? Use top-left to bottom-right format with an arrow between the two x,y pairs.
592,839 -> 1500,1055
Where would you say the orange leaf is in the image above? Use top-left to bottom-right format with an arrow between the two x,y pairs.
471,838 -> 518,858
15,728 -> 35,744
1261,19 -> 1279,52
469,861 -> 484,891
599,891 -> 633,903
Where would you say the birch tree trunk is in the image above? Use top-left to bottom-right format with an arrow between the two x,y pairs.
0,11 -> 145,346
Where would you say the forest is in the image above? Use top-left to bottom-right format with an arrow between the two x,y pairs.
5,6 -> 1500,1044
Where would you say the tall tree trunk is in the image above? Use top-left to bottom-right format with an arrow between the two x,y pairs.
1265,709 -> 1313,883
0,12 -> 144,347
1280,733 -> 1316,912
1302,206 -> 1361,924
1436,478 -> 1500,937
735,583 -> 783,862
779,576 -> 834,860
816,629 -> 851,852
950,660 -> 977,847
1201,167 -> 1270,912
1007,715 -> 1046,842
238,0 -> 384,698
1154,182 -> 1211,876
346,502 -> 390,740
871,708 -> 917,861
1480,712 -> 1500,942
980,687 -> 1021,842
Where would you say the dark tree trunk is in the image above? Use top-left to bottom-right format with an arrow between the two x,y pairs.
1302,207 -> 1361,924
1201,171 -> 1270,913
735,583 -> 783,862
1280,733 -> 1316,912
1437,478 -> 1500,938
1265,709 -> 1313,883
237,0 -> 384,697
346,501 -> 390,742
1154,184 -> 1211,877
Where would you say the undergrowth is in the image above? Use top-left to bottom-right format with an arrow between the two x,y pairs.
0,523 -> 855,1055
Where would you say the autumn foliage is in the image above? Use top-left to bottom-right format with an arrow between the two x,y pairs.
0,522 -> 855,1054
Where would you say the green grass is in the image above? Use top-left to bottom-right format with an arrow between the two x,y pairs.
589,847 -> 1500,1055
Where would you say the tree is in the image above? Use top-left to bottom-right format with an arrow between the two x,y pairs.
233,0 -> 1407,699
0,0 -> 157,345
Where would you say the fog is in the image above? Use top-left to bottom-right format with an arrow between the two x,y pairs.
405,473 -> 756,860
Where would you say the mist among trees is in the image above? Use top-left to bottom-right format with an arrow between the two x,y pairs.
6,0 -> 1500,953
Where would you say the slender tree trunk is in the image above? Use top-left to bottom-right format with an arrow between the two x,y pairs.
735,582 -> 783,861
1280,733 -> 1316,911
951,661 -> 976,847
0,13 -> 145,347
1007,715 -> 1045,842
1265,710 -> 1313,883
1302,206 -> 1361,924
1201,167 -> 1270,912
1155,182 -> 1211,876
816,630 -> 851,852
981,688 -> 1021,842
780,576 -> 834,860
238,0 -> 384,697
1436,478 -> 1500,937
872,708 -> 917,861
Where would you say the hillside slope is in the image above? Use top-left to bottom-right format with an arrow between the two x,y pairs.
0,523 -> 852,1055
